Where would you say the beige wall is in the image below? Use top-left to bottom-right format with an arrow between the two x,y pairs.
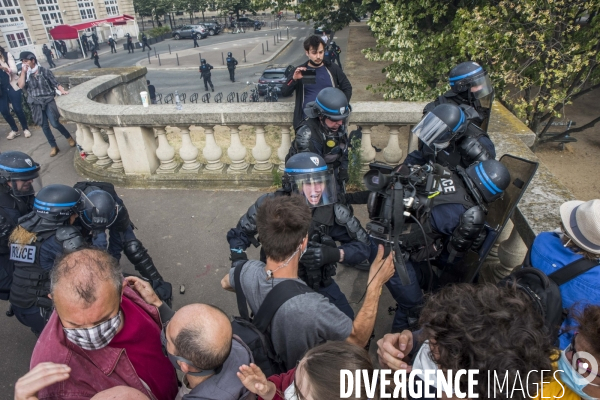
0,0 -> 136,59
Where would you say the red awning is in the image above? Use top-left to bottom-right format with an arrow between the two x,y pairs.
49,14 -> 134,39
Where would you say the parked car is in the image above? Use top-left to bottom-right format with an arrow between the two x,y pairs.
258,64 -> 294,96
314,26 -> 332,35
172,25 -> 208,40
201,21 -> 221,35
236,17 -> 258,28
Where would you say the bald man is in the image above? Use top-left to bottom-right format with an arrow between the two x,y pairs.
126,276 -> 254,400
29,249 -> 178,400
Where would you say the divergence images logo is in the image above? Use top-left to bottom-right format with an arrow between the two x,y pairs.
572,350 -> 599,384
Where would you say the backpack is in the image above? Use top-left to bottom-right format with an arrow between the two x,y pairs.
498,248 -> 599,343
230,261 -> 313,376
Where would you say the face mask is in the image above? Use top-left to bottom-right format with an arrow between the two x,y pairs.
284,381 -> 299,400
558,348 -> 597,400
63,311 -> 121,351
160,328 -> 219,377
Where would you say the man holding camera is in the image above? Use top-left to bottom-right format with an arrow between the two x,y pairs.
280,35 -> 352,130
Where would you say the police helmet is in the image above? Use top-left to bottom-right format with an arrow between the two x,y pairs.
304,87 -> 350,122
34,184 -> 83,223
282,152 -> 337,208
79,190 -> 119,230
227,52 -> 232,57
466,160 -> 510,203
330,41 -> 336,47
449,61 -> 494,108
0,151 -> 41,196
412,103 -> 466,150
201,58 -> 206,64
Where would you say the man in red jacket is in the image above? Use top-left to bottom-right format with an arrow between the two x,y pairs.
280,35 -> 352,130
30,248 -> 178,400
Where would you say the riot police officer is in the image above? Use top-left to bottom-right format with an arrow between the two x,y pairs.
287,87 -> 350,200
108,36 -> 117,53
376,159 -> 510,332
9,184 -> 85,335
404,102 -> 496,169
424,61 -> 495,131
0,151 -> 40,302
227,152 -> 373,319
226,52 -> 238,82
74,181 -> 172,305
199,59 -> 214,92
329,41 -> 342,69
125,33 -> 134,53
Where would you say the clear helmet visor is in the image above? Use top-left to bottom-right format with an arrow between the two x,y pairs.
411,112 -> 456,148
290,170 -> 337,208
470,74 -> 494,107
10,175 -> 42,197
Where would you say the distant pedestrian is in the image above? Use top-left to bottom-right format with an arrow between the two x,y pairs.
226,52 -> 238,82
80,34 -> 89,54
53,41 -> 62,58
126,33 -> 134,53
108,36 -> 117,53
199,59 -> 214,92
321,31 -> 328,44
147,80 -> 157,104
42,44 -> 56,68
91,50 -> 100,68
60,40 -> 67,56
91,32 -> 99,49
193,33 -> 199,48
329,41 -> 342,69
141,33 -> 151,51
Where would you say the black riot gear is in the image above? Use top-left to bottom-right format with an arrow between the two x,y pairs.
33,184 -> 82,223
449,61 -> 494,109
465,159 -> 510,203
124,239 -> 163,281
79,190 -> 119,230
201,58 -> 206,64
412,103 -> 466,151
227,52 -> 232,57
304,87 -> 350,122
0,151 -> 41,197
282,153 -> 338,208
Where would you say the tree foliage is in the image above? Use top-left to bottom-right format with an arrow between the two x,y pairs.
365,0 -> 600,137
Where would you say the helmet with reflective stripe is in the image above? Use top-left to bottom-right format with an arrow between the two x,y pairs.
34,184 -> 83,222
283,153 -> 337,208
304,87 -> 350,121
0,151 -> 40,182
466,160 -> 510,203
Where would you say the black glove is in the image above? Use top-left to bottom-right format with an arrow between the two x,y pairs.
338,168 -> 349,183
230,248 -> 248,262
300,242 -> 340,270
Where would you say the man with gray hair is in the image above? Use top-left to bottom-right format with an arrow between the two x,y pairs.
30,248 -> 178,400
126,276 -> 254,400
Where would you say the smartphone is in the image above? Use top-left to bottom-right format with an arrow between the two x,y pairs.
302,69 -> 316,85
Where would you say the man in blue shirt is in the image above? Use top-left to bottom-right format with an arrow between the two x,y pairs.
530,199 -> 600,349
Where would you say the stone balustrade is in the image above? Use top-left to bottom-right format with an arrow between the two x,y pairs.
57,68 -> 576,280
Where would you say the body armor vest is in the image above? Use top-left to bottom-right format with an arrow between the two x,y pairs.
0,191 -> 32,255
9,230 -> 55,309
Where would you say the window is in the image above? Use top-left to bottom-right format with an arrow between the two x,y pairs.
77,0 -> 96,20
104,0 -> 118,16
37,0 -> 62,41
4,29 -> 31,48
0,0 -> 22,24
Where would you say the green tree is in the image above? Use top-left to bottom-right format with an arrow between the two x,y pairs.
295,0 -> 371,32
365,0 -> 600,141
217,0 -> 256,17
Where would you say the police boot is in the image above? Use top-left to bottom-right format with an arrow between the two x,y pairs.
123,239 -> 164,281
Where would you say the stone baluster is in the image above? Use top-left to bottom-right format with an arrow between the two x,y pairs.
360,125 -> 376,171
178,126 -> 201,172
75,123 -> 84,145
277,127 -> 291,172
155,126 -> 179,173
90,126 -> 111,166
202,126 -> 224,172
252,126 -> 272,172
105,127 -> 123,170
227,126 -> 248,173
80,124 -> 96,161
382,126 -> 403,165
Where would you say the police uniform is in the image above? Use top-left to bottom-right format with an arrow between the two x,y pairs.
126,35 -> 134,53
141,33 -> 151,51
108,37 -> 117,53
226,56 -> 238,82
227,190 -> 372,319
193,33 -> 200,48
199,62 -> 214,91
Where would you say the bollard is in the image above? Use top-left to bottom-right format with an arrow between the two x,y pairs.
270,22 -> 272,29
154,48 -> 157,57
158,53 -> 161,66
274,35 -> 276,45
236,92 -> 239,102
169,44 -> 171,54
267,41 -> 269,51
222,52 -> 224,65
262,43 -> 264,54
147,51 -> 151,64
176,53 -> 179,65
287,27 -> 289,39
244,50 -> 246,62
199,53 -> 201,64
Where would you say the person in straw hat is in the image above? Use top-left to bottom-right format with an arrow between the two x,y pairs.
529,199 -> 600,349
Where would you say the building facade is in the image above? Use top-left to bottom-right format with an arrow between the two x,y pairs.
0,0 -> 136,59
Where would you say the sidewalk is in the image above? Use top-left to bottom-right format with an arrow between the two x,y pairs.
137,37 -> 294,70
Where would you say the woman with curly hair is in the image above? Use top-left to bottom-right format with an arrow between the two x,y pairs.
377,284 -> 562,399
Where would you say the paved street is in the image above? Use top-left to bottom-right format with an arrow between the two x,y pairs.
0,23 -> 389,393
50,19 -> 350,103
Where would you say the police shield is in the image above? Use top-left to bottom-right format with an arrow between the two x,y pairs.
443,154 -> 539,283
